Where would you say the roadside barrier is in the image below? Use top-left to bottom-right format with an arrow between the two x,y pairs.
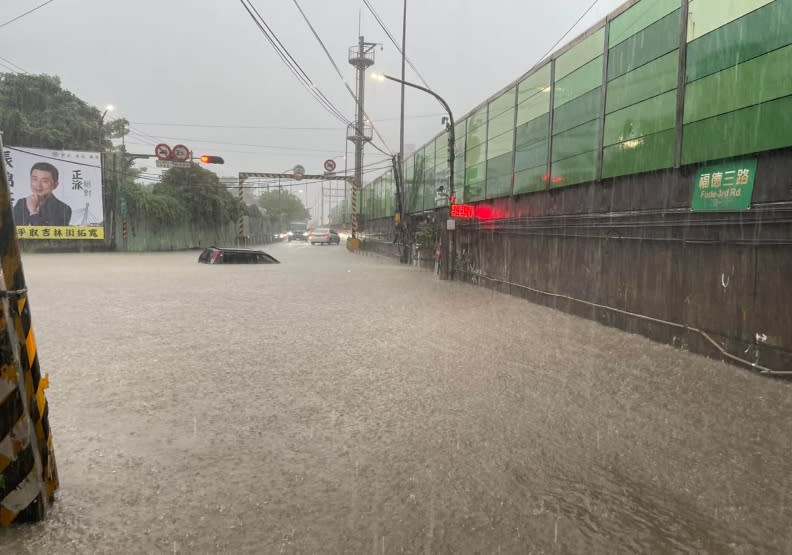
0,133 -> 58,525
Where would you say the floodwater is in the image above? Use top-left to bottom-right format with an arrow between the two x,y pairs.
1,242 -> 790,553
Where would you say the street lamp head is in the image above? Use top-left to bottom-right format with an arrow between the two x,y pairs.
105,104 -> 115,113
370,72 -> 386,82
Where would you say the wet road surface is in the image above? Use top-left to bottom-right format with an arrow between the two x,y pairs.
1,241 -> 791,553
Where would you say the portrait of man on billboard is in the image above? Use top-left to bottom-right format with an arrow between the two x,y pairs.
12,161 -> 72,226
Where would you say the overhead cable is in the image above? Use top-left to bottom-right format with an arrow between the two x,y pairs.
535,0 -> 601,64
0,55 -> 29,73
290,0 -> 393,155
361,0 -> 431,89
128,113 -> 444,130
239,0 -> 351,126
0,0 -> 58,30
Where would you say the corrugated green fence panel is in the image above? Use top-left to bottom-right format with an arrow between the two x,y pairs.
551,120 -> 600,162
514,165 -> 548,194
686,0 -> 792,81
608,9 -> 681,80
602,129 -> 676,178
551,150 -> 597,186
604,90 -> 677,146
609,0 -> 680,47
682,94 -> 792,163
606,50 -> 678,113
553,88 -> 602,134
685,44 -> 792,123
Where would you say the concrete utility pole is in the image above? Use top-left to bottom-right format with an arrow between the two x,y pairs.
347,36 -> 377,209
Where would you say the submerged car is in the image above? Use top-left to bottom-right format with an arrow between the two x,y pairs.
198,247 -> 280,264
309,228 -> 340,245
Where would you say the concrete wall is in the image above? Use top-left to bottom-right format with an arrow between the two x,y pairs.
112,216 -> 275,252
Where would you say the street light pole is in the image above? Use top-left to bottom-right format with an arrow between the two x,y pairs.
399,0 -> 407,186
372,72 -> 455,279
372,73 -> 454,204
397,0 -> 410,265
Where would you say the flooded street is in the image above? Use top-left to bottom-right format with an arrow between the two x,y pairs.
1,243 -> 790,553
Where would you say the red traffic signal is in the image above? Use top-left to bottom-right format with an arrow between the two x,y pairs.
199,155 -> 225,164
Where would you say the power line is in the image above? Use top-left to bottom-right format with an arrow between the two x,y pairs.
0,55 -> 29,73
125,128 -> 159,146
536,0 -> 601,64
123,139 -> 381,162
130,121 -> 342,131
240,2 -> 349,126
361,0 -> 431,89
0,0 -> 58,30
5,146 -> 163,183
127,126 -> 166,146
289,0 -> 393,156
127,130 -> 349,155
239,0 -> 351,126
127,113 -> 445,130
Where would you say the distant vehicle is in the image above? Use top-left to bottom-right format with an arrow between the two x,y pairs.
198,247 -> 280,264
287,222 -> 309,242
309,228 -> 340,245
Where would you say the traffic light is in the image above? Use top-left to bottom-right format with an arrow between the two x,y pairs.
199,155 -> 225,164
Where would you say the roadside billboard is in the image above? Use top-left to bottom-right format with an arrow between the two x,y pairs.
3,146 -> 105,239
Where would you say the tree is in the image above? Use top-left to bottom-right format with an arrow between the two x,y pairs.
0,73 -> 128,151
155,165 -> 240,227
257,190 -> 310,230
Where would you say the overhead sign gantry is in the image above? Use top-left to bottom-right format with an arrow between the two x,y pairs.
237,171 -> 361,249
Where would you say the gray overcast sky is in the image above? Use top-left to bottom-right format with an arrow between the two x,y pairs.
0,0 -> 626,215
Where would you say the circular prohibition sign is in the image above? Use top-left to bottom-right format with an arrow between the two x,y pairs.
155,143 -> 172,161
172,144 -> 190,162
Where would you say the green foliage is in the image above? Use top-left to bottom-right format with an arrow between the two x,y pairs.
415,220 -> 436,251
119,164 -> 240,229
155,165 -> 240,227
0,73 -> 128,150
257,190 -> 310,229
120,181 -> 185,229
245,203 -> 263,218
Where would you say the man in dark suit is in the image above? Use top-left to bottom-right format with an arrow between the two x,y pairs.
13,161 -> 72,226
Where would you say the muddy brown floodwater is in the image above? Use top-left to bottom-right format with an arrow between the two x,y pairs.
1,242 -> 790,553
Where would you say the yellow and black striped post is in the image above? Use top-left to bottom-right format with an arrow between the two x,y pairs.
346,177 -> 360,251
0,133 -> 58,525
238,182 -> 245,246
350,178 -> 358,239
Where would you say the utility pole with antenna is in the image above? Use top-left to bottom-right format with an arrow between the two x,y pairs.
347,36 -> 377,219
